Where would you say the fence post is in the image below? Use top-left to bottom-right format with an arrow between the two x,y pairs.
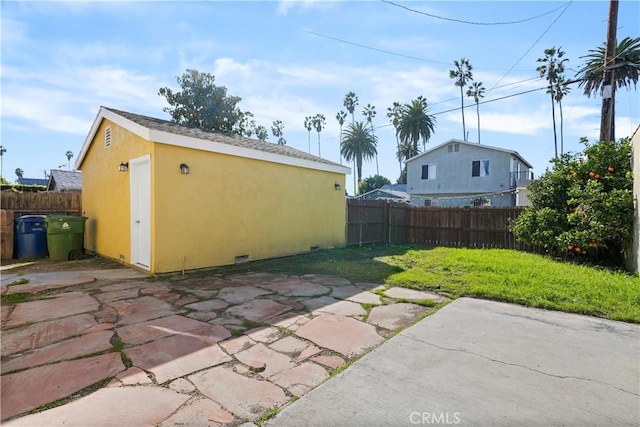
463,206 -> 470,247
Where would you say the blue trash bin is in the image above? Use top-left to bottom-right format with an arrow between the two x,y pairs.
15,215 -> 48,259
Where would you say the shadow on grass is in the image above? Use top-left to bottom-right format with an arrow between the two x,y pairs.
182,243 -> 436,284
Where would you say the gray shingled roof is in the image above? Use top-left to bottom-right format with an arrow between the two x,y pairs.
47,170 -> 82,191
103,107 -> 342,168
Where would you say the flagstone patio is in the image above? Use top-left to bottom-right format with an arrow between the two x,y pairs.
0,268 -> 447,425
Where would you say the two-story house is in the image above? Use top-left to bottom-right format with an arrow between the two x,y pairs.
406,139 -> 533,207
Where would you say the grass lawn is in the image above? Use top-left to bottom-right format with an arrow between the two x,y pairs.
209,244 -> 640,324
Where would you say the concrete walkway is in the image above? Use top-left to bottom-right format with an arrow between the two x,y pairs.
267,298 -> 640,426
1,269 -> 445,425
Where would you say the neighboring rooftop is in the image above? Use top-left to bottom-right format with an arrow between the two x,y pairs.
47,170 -> 82,192
17,178 -> 48,186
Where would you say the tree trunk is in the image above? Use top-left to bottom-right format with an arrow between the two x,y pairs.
339,127 -> 343,165
460,85 -> 466,141
396,135 -> 402,174
559,100 -> 564,156
317,133 -> 321,157
476,102 -> 481,144
550,93 -> 558,158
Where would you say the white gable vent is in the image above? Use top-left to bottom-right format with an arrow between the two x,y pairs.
105,126 -> 112,148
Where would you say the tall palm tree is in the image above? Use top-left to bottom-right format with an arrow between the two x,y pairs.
449,58 -> 473,141
341,121 -> 378,187
271,120 -> 286,145
336,111 -> 347,165
466,81 -> 486,144
387,102 -> 403,175
577,36 -> 640,97
312,113 -> 326,157
362,103 -> 378,175
553,75 -> 571,156
396,96 -> 436,160
65,151 -> 74,171
343,91 -> 359,124
303,116 -> 313,153
537,47 -> 567,159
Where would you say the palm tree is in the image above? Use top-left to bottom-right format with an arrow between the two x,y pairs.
65,151 -> 74,171
312,113 -> 326,157
466,81 -> 486,144
396,96 -> 436,161
335,111 -> 347,165
577,36 -> 640,97
362,103 -> 378,175
15,168 -> 24,182
387,102 -> 403,175
271,120 -> 286,145
341,121 -> 378,187
343,91 -> 359,124
449,58 -> 473,141
304,116 -> 313,153
537,47 -> 567,159
554,75 -> 571,156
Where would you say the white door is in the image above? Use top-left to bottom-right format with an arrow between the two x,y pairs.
130,155 -> 151,270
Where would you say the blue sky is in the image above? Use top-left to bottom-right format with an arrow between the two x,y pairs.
2,0 -> 639,195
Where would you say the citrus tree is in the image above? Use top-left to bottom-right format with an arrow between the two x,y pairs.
511,138 -> 633,266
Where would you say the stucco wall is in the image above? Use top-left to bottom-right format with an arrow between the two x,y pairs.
152,143 -> 346,273
81,119 -> 153,264
631,126 -> 640,274
82,118 -> 346,274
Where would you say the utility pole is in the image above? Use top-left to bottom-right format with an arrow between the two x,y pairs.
0,145 -> 6,181
599,0 -> 618,142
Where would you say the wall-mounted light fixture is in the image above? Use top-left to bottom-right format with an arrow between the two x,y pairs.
118,162 -> 128,172
334,182 -> 342,191
180,163 -> 190,175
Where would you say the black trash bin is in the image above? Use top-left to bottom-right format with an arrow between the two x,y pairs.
15,215 -> 48,259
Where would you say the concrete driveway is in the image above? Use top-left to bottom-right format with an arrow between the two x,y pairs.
268,297 -> 640,426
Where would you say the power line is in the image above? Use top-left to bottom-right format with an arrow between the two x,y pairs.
382,0 -> 572,26
303,30 -> 535,72
302,30 -> 451,66
489,1 -> 573,91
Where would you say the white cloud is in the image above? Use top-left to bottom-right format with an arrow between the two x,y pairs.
2,88 -> 93,135
276,0 -> 329,16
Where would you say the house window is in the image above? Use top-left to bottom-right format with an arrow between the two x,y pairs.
105,126 -> 112,148
447,143 -> 460,153
421,164 -> 436,180
472,160 -> 489,177
424,199 -> 432,207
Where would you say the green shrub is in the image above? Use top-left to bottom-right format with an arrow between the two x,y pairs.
511,138 -> 633,266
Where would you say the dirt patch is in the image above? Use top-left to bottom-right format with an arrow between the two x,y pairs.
1,255 -> 125,275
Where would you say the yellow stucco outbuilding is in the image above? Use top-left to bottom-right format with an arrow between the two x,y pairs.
76,107 -> 350,274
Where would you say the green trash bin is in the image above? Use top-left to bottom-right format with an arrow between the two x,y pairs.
45,215 -> 88,261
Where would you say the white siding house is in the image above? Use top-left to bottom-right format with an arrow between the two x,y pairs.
406,139 -> 533,207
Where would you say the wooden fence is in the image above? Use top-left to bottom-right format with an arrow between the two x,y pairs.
346,199 -> 528,249
1,192 -> 82,219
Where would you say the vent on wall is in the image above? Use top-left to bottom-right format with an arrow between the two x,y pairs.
235,255 -> 250,264
105,126 -> 112,148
